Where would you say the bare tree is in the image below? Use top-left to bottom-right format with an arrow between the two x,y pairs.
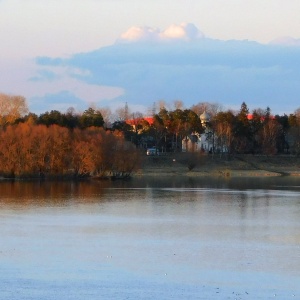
191,102 -> 222,118
98,107 -> 112,128
173,100 -> 184,110
114,105 -> 130,122
260,119 -> 282,155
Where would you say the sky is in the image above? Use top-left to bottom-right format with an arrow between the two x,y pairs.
1,0 -> 300,115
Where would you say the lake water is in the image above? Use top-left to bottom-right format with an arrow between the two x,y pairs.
1,176 -> 300,299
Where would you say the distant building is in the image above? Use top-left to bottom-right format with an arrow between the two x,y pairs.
182,134 -> 201,152
182,111 -> 214,153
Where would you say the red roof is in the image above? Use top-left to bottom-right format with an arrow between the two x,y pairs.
126,117 -> 154,126
247,114 -> 275,121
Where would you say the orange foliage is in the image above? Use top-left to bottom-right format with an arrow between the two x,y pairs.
0,123 -> 139,178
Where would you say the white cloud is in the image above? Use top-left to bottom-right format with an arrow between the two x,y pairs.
118,23 -> 205,43
119,26 -> 160,42
160,23 -> 205,40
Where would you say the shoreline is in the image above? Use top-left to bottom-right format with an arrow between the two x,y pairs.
1,154 -> 299,180
135,170 -> 300,177
136,154 -> 300,178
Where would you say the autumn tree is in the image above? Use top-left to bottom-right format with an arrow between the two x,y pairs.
70,127 -> 140,177
0,93 -> 28,126
0,122 -> 140,178
21,113 -> 39,125
113,138 -> 140,177
71,128 -> 95,176
0,125 -> 19,176
0,123 -> 52,176
46,125 -> 72,174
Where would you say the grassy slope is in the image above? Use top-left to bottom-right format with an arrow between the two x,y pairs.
137,153 -> 300,177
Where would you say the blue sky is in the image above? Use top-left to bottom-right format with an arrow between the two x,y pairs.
1,0 -> 300,115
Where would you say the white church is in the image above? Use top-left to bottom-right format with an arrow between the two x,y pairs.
182,111 -> 216,153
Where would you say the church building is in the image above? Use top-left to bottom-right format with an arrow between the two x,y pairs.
182,111 -> 215,153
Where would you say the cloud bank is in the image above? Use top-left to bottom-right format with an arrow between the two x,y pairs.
269,36 -> 300,47
32,23 -> 300,114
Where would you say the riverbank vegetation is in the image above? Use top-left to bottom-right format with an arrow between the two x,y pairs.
0,123 -> 140,179
0,92 -> 300,178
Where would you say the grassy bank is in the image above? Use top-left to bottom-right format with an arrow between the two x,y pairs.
136,153 -> 300,177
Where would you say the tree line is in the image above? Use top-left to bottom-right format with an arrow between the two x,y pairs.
1,92 -> 300,178
0,93 -> 139,178
0,123 -> 139,178
124,102 -> 300,155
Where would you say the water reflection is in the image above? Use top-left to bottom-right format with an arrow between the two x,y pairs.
1,176 -> 300,208
0,180 -> 112,207
1,177 -> 300,299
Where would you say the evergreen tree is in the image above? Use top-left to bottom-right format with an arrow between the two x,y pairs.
80,108 -> 104,128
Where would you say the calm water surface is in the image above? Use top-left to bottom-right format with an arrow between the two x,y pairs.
0,177 -> 300,299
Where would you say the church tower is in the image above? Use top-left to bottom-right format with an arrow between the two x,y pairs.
200,111 -> 210,129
